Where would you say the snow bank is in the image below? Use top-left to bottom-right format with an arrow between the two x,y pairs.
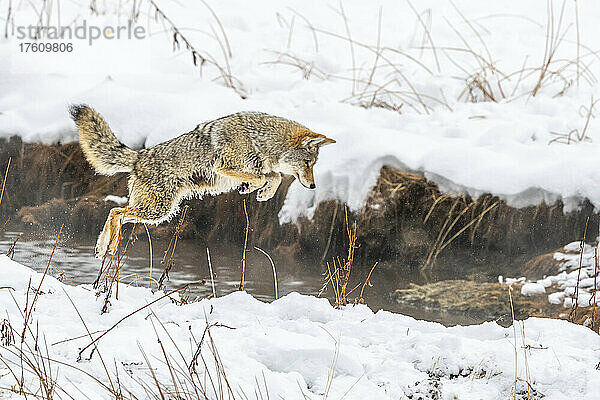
521,282 -> 546,296
531,242 -> 600,310
2,1 -> 600,221
104,195 -> 128,205
0,255 -> 599,399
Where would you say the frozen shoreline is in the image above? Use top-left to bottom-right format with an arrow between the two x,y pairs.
2,1 -> 600,222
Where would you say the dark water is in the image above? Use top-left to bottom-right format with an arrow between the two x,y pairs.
0,226 -> 480,326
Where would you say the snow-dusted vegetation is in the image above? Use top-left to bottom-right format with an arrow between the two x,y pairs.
0,255 -> 599,399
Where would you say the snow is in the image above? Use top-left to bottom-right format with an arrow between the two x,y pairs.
2,1 -> 600,221
521,282 -> 546,296
0,255 -> 599,399
104,195 -> 128,205
513,241 -> 600,309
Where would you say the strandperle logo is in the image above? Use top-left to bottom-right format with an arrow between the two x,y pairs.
14,20 -> 147,45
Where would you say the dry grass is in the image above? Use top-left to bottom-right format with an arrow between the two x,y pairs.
422,195 -> 499,271
20,224 -> 63,343
0,158 -> 10,212
549,96 -> 598,145
320,205 -> 378,308
0,293 -> 273,400
147,0 -> 246,99
254,245 -> 278,300
267,0 -> 598,116
157,205 -> 189,291
93,217 -> 142,313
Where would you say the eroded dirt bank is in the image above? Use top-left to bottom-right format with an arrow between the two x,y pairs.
0,136 -> 597,274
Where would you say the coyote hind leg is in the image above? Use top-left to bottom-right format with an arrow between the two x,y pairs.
96,179 -> 183,258
96,207 -> 143,259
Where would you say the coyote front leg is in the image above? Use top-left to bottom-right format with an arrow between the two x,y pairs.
256,172 -> 281,201
215,167 -> 267,194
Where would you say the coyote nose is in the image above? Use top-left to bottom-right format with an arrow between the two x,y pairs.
309,183 -> 316,189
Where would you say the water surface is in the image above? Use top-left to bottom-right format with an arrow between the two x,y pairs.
0,226 -> 481,326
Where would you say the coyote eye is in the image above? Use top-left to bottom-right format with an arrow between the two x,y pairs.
304,160 -> 311,167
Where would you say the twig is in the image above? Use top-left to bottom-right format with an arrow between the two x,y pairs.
570,216 -> 589,322
240,199 -> 250,291
254,246 -> 278,300
508,286 -> 517,400
144,223 -> 153,289
0,157 -> 10,211
4,0 -> 12,39
6,233 -> 22,259
406,0 -> 440,72
592,247 -> 597,332
320,204 -> 338,264
355,262 -> 378,304
158,205 -> 188,290
206,247 -> 216,298
21,224 -> 63,343
0,218 -> 9,234
63,288 -> 115,392
337,1 -> 356,96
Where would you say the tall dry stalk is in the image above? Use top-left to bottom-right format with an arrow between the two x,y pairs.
592,247 -> 597,332
532,0 -> 568,97
158,205 -> 189,290
508,286 -> 517,400
569,216 -> 589,322
21,224 -> 63,343
147,0 -> 245,98
240,199 -> 250,291
0,157 -> 10,233
255,246 -> 278,300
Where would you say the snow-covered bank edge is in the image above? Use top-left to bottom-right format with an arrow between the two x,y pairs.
0,255 -> 599,399
515,241 -> 600,326
4,0 -> 600,223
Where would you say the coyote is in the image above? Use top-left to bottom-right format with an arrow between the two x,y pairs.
70,105 -> 335,258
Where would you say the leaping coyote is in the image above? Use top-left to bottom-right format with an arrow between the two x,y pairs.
70,105 -> 335,258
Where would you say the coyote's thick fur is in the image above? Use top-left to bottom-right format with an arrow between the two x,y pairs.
69,105 -> 335,258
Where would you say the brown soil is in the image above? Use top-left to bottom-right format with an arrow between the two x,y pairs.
1,136 -> 598,273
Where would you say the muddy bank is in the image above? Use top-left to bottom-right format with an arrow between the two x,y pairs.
0,136 -> 597,272
394,280 -> 556,326
394,278 -> 600,329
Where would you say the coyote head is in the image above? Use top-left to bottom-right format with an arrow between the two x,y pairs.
278,131 -> 336,189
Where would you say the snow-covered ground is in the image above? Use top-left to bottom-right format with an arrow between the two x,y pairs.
520,241 -> 600,314
2,1 -> 600,221
0,254 -> 599,399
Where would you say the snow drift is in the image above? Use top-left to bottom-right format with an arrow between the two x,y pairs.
0,255 -> 599,399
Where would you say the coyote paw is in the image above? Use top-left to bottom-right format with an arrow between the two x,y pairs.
95,236 -> 109,259
256,174 -> 281,202
95,231 -> 120,259
238,182 -> 251,194
256,184 -> 277,202
239,178 -> 266,194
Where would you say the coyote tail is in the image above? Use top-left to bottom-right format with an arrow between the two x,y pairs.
69,104 -> 138,175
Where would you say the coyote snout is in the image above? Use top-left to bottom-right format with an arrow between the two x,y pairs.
70,105 -> 336,258
278,134 -> 334,189
292,165 -> 315,189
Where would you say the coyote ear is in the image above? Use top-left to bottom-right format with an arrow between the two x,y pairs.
301,136 -> 336,147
